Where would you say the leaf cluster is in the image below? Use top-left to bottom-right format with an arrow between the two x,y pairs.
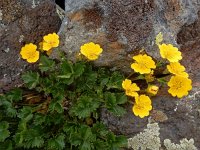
0,55 -> 128,149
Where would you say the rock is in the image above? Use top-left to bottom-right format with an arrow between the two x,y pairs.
177,11 -> 200,80
56,0 -> 200,72
0,0 -> 61,92
55,0 -> 200,149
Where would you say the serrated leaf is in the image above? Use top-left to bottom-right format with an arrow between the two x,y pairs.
22,72 -> 40,89
6,107 -> 17,117
28,136 -> 44,148
92,123 -> 108,138
73,62 -> 85,78
94,139 -> 109,150
107,72 -> 124,90
155,32 -> 163,45
22,129 -> 44,148
0,121 -> 10,142
104,92 -> 116,107
59,60 -> 73,78
70,96 -> 100,119
6,88 -> 22,102
115,93 -> 127,105
48,95 -> 64,113
39,55 -> 55,72
18,107 -> 33,122
48,134 -> 65,150
70,125 -> 95,150
49,101 -> 63,113
107,133 -> 127,150
108,105 -> 127,117
63,122 -> 80,135
33,114 -> 46,125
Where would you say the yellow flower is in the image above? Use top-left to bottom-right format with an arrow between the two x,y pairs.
131,54 -> 156,74
122,79 -> 140,97
167,62 -> 188,78
20,43 -> 39,63
42,33 -> 59,51
132,95 -> 152,118
168,76 -> 192,98
80,42 -> 103,60
159,44 -> 182,62
147,85 -> 159,96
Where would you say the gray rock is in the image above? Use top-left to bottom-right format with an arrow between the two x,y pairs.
0,0 -> 61,92
57,0 -> 200,72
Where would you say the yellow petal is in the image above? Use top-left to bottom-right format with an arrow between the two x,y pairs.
80,42 -> 103,61
159,44 -> 182,62
168,76 -> 192,98
43,42 -> 52,51
131,54 -> 156,74
26,51 -> 40,63
122,79 -> 132,90
20,43 -> 37,60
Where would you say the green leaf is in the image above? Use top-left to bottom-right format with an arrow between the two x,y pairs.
48,134 -> 65,150
70,96 -> 100,119
63,122 -> 80,135
94,139 -> 109,150
22,71 -> 40,89
104,92 -> 116,107
0,93 -> 18,117
107,72 -> 124,90
0,121 -> 10,142
33,114 -> 46,125
6,107 -> 17,117
0,140 -> 13,150
73,62 -> 85,78
104,92 -> 127,116
48,95 -> 64,113
39,55 -> 55,72
59,60 -> 73,78
108,105 -> 127,117
92,122 -> 109,138
115,93 -> 128,104
27,136 -> 44,148
18,106 -> 33,122
70,125 -> 96,150
157,78 -> 167,85
107,133 -> 127,150
6,88 -> 22,102
22,128 -> 44,148
49,101 -> 63,113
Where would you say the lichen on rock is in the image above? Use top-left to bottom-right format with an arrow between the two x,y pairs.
0,9 -> 2,21
164,138 -> 197,150
128,123 -> 161,150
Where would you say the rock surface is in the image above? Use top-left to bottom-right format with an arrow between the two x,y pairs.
56,0 -> 200,149
0,0 -> 61,92
1,0 -> 200,149
56,0 -> 200,73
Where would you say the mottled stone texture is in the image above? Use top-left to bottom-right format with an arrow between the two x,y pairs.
59,0 -> 200,72
0,0 -> 61,92
58,0 -> 200,149
1,0 -> 200,149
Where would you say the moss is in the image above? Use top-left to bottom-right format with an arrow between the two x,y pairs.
164,138 -> 197,150
128,123 -> 161,150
